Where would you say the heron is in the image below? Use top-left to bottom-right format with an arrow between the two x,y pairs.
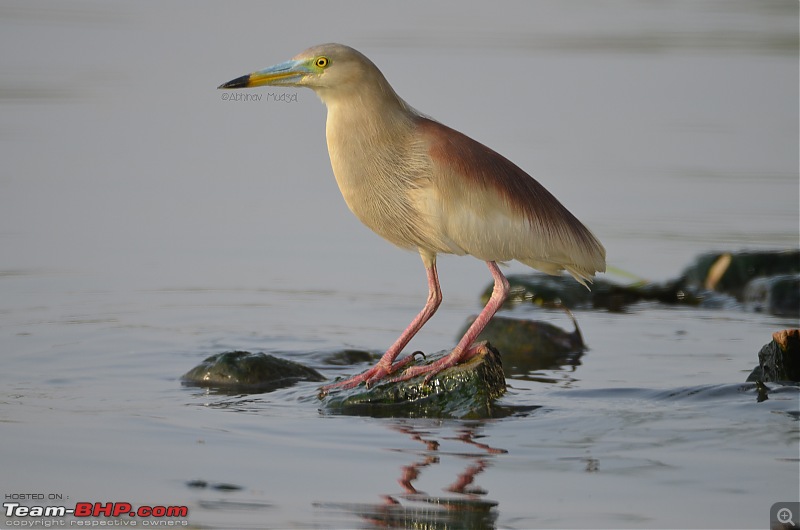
219,43 -> 605,392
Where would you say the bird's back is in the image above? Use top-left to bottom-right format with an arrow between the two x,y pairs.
411,118 -> 606,285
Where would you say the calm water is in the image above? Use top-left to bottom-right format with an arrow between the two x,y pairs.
1,1 -> 798,529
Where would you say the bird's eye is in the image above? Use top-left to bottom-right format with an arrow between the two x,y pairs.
315,56 -> 329,68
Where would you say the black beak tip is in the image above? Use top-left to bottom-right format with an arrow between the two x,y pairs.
218,74 -> 250,89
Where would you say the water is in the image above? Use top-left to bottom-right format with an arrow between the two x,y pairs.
1,1 -> 798,528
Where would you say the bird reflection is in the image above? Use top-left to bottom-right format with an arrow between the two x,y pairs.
316,421 -> 506,529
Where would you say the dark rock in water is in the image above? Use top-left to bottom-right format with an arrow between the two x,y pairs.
489,249 -> 798,313
461,314 -> 584,377
590,280 -> 684,312
746,329 -> 800,383
320,343 -> 506,419
181,351 -> 325,393
319,349 -> 379,366
483,274 -> 596,309
484,273 -> 723,312
744,274 -> 800,317
679,250 -> 800,300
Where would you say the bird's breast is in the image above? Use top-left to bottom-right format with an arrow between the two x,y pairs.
324,112 -> 447,253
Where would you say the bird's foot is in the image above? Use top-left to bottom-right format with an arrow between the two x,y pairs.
318,352 -> 426,397
392,342 -> 488,385
364,351 -> 425,387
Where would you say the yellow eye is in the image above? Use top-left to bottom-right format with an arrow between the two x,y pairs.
315,56 -> 329,68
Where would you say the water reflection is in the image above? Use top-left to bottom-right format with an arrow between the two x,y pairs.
316,421 -> 506,529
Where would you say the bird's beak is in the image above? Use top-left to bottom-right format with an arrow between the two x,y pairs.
218,59 -> 310,89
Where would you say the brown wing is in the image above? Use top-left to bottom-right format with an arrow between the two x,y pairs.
415,117 -> 605,284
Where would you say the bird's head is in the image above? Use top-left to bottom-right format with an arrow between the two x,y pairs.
218,43 -> 384,97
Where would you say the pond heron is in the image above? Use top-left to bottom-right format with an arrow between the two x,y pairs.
219,43 -> 605,392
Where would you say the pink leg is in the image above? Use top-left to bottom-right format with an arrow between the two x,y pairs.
393,261 -> 509,383
320,257 -> 442,394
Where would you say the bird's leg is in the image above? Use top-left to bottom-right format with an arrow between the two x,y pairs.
319,259 -> 442,394
393,261 -> 509,383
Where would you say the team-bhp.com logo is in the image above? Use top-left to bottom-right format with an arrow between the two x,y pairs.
4,501 -> 189,525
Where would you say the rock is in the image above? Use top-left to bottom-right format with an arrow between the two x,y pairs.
460,315 -> 584,377
487,249 -> 798,313
319,349 -> 379,366
181,351 -> 325,393
679,250 -> 799,300
746,329 -> 800,383
483,274 -> 596,309
743,274 -> 800,317
484,273 -> 725,312
320,343 -> 506,419
483,273 -> 662,312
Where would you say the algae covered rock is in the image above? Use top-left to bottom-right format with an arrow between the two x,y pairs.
747,329 -> 800,383
484,273 -> 715,312
487,250 -> 798,313
461,315 -> 585,377
743,274 -> 800,317
485,274 -> 596,309
679,250 -> 799,300
320,343 -> 506,419
182,351 -> 325,392
319,349 -> 379,366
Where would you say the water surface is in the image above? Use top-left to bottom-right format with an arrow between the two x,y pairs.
1,1 -> 798,529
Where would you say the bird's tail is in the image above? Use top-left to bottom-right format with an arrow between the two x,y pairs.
519,259 -> 603,290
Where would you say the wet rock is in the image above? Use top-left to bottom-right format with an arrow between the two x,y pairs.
679,250 -> 799,300
181,351 -> 325,392
488,249 -> 797,313
485,273 -> 725,312
743,274 -> 800,317
482,274 -> 596,309
746,329 -> 800,383
320,343 -> 506,419
461,315 -> 584,377
320,349 -> 379,366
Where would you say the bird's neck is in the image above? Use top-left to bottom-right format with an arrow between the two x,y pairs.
321,83 -> 423,241
323,84 -> 415,145
323,83 -> 418,179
